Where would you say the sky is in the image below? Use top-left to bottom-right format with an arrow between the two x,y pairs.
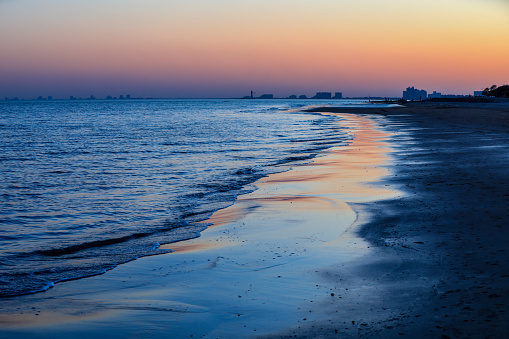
0,0 -> 508,99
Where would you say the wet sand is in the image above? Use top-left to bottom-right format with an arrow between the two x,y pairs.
286,100 -> 509,337
1,101 -> 509,338
0,113 -> 399,337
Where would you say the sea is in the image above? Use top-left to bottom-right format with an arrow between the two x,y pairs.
0,98 -> 368,297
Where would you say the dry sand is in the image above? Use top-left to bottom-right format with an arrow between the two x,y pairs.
1,101 -> 508,338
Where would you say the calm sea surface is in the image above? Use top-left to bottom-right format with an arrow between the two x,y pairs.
0,99 -> 363,297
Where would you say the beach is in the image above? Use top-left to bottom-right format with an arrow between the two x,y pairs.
1,101 -> 509,338
297,100 -> 509,337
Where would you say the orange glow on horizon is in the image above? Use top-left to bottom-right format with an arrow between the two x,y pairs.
0,0 -> 508,98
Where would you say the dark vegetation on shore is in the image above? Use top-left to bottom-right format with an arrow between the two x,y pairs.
372,97 -> 491,104
482,84 -> 509,98
426,97 -> 490,103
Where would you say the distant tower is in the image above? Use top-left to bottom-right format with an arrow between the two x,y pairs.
251,90 -> 253,99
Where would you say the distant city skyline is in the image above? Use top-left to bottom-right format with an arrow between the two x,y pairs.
1,0 -> 508,99
0,87 -> 490,101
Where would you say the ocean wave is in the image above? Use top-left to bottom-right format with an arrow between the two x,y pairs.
0,99 -> 352,297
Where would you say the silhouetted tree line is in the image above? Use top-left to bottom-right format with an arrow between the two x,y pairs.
482,85 -> 509,98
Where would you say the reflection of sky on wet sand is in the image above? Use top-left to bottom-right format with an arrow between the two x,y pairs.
177,112 -> 399,251
162,242 -> 227,253
0,112 -> 402,334
154,112 -> 402,336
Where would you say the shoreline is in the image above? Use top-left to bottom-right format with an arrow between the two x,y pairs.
1,101 -> 508,337
0,112 -> 399,337
289,101 -> 509,337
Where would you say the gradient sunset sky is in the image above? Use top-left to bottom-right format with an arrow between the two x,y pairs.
1,0 -> 508,99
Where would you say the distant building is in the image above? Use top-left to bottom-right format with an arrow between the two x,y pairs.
288,94 -> 297,99
70,96 -> 76,100
90,95 -> 96,100
126,94 -> 131,99
333,92 -> 343,99
106,95 -> 113,100
48,96 -> 52,100
37,96 -> 43,100
428,91 -> 442,99
403,86 -> 427,101
119,95 -> 124,100
299,95 -> 308,99
473,91 -> 483,97
442,94 -> 467,98
259,94 -> 274,99
313,92 -> 332,99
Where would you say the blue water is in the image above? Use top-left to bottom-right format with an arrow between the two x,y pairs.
0,99 -> 360,297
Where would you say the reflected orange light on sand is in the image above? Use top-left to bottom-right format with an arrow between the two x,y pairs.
208,112 -> 396,227
0,304 -> 114,328
160,111 -> 399,256
160,242 -> 229,253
